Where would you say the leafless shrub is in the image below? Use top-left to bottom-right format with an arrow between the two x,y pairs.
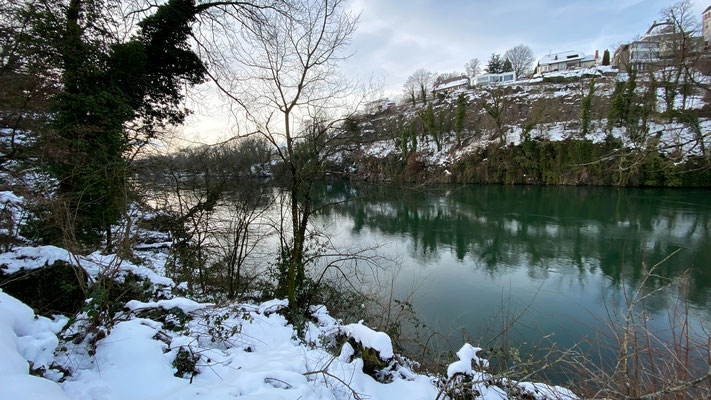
563,251 -> 711,399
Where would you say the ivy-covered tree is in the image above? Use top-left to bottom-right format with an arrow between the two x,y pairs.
32,0 -> 207,247
400,120 -> 409,159
607,71 -> 638,134
418,103 -> 438,149
455,94 -> 467,145
409,121 -> 418,153
580,76 -> 597,137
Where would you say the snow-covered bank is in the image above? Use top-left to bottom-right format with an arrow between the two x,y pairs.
0,243 -> 576,399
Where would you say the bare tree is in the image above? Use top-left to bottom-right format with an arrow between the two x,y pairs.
464,58 -> 481,79
403,68 -> 433,106
480,86 -> 509,144
434,71 -> 464,84
655,0 -> 702,115
504,44 -> 534,79
206,0 -> 363,311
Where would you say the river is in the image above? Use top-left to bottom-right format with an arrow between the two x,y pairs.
308,182 -> 711,370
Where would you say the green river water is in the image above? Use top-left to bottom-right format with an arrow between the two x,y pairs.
311,183 -> 711,367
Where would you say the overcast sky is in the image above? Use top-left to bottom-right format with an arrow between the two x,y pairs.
344,0 -> 708,96
182,0 -> 708,144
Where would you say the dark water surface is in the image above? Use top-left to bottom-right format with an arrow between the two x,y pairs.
311,183 -> 711,360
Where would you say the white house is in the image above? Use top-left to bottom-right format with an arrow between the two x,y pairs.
535,51 -> 598,75
612,20 -> 673,72
365,98 -> 396,114
474,71 -> 516,86
432,76 -> 470,96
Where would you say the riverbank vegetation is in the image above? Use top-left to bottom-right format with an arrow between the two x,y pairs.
1,0 -> 710,398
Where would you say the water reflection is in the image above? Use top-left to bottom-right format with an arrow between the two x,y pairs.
315,183 -> 711,312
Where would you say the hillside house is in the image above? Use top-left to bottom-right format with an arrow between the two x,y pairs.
612,20 -> 673,71
474,71 -> 516,85
613,19 -> 704,71
365,98 -> 396,114
534,51 -> 597,75
432,76 -> 470,96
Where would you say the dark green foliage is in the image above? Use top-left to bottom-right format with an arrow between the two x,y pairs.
640,75 -> 657,136
343,118 -> 362,148
419,83 -> 428,105
83,272 -> 156,325
486,53 -> 504,74
0,260 -> 87,316
602,50 -> 610,66
580,77 -> 596,137
33,0 -> 206,246
455,94 -> 467,145
135,307 -> 190,332
481,89 -> 507,143
418,103 -> 439,150
422,139 -> 709,188
409,122 -> 418,153
400,121 -> 408,158
502,58 -> 513,73
173,347 -> 199,379
607,71 -> 637,134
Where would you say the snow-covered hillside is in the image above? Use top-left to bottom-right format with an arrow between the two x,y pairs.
344,66 -> 711,183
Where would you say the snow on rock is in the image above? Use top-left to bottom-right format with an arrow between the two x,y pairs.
0,291 -> 71,400
257,298 -> 289,314
338,321 -> 394,360
80,251 -> 174,287
0,245 -> 71,274
338,342 -> 355,362
515,381 -> 579,400
125,298 -> 210,313
446,343 -> 488,379
0,245 -> 174,290
309,304 -> 338,328
0,191 -> 23,205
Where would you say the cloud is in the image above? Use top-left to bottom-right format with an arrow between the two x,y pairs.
189,0 -> 702,140
342,0 -> 688,98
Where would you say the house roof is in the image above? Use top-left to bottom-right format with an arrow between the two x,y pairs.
434,76 -> 469,91
538,51 -> 586,66
704,5 -> 711,13
642,20 -> 674,39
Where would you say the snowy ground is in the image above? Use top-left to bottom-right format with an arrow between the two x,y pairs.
0,192 -> 577,399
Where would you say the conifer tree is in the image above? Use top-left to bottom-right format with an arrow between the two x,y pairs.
486,53 -> 504,74
602,49 -> 611,66
502,58 -> 513,73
